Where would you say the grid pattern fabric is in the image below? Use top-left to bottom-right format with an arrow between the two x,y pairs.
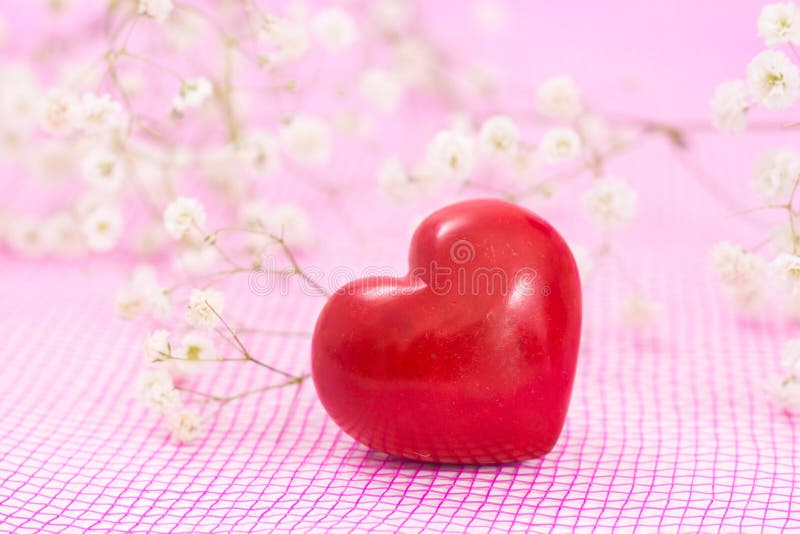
1,231 -> 798,531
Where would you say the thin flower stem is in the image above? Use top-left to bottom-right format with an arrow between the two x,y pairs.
205,301 -> 297,379
177,373 -> 309,405
234,328 -> 312,337
119,49 -> 185,82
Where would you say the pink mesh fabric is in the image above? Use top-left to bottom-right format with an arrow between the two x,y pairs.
1,230 -> 798,531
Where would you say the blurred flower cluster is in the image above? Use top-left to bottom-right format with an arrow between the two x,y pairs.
711,1 -> 800,412
0,0 -> 681,442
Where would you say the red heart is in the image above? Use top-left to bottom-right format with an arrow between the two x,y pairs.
311,199 -> 582,464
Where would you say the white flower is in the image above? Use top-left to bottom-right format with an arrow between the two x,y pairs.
710,242 -> 765,286
42,211 -> 83,256
537,76 -> 581,119
138,0 -> 174,23
539,127 -> 582,164
569,242 -> 593,280
377,157 -> 420,204
176,331 -> 217,362
479,115 -> 519,161
166,407 -> 202,443
280,115 -> 331,166
135,369 -> 179,412
747,50 -> 800,110
781,339 -> 800,375
770,377 -> 800,412
27,141 -> 78,185
359,68 -> 404,113
81,148 -> 125,192
426,129 -> 476,182
76,92 -> 126,135
770,221 -> 800,254
39,89 -> 77,135
237,131 -> 281,177
258,15 -> 309,65
758,2 -> 800,46
186,288 -> 224,329
581,177 -> 637,229
172,77 -> 213,113
619,294 -> 658,328
115,287 -> 145,319
312,8 -> 357,52
267,203 -> 314,248
371,0 -> 411,33
81,204 -> 123,252
771,252 -> 800,292
753,148 -> 800,204
7,218 -> 45,257
163,197 -> 207,240
710,81 -> 748,133
725,283 -> 766,314
145,329 -> 171,363
174,245 -> 219,275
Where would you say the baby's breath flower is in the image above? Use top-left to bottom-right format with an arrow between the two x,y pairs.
280,115 -> 332,166
135,369 -> 179,412
27,141 -> 78,185
371,0 -> 411,33
771,252 -> 800,292
312,8 -> 357,52
537,76 -> 581,119
237,131 -> 281,178
172,77 -> 213,114
747,50 -> 800,110
758,2 -> 800,47
725,282 -> 766,314
769,377 -> 800,412
81,148 -> 124,192
770,221 -> 800,254
781,339 -> 800,375
359,68 -> 404,113
174,245 -> 219,275
42,211 -> 83,256
8,218 -> 46,257
266,203 -> 314,248
186,288 -> 224,329
166,407 -> 202,443
378,157 -> 417,204
39,89 -> 77,136
539,127 -> 582,164
138,0 -> 174,23
581,177 -> 637,229
80,204 -> 123,252
710,242 -> 766,287
76,92 -> 125,135
426,129 -> 476,182
163,197 -> 206,240
710,81 -> 748,133
568,242 -> 593,280
619,294 -> 658,328
145,329 -> 171,363
479,114 -> 519,162
258,15 -> 309,65
176,331 -> 217,362
753,148 -> 800,204
116,287 -> 146,319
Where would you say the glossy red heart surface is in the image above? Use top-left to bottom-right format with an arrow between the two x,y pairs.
311,199 -> 582,464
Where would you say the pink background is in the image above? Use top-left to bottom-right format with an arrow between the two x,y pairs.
2,0 -> 799,531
